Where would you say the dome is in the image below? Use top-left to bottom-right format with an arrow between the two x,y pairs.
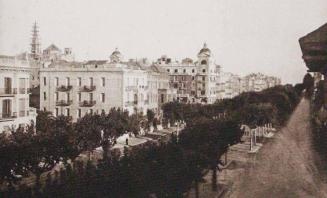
110,48 -> 123,63
111,48 -> 122,56
198,43 -> 211,56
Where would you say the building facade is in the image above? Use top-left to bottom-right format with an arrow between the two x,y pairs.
240,73 -> 281,93
40,49 -> 174,121
0,55 -> 37,133
219,72 -> 241,99
156,43 -> 221,104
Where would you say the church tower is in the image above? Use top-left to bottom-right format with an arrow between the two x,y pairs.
30,22 -> 41,60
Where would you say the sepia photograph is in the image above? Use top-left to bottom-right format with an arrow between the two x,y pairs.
0,0 -> 327,197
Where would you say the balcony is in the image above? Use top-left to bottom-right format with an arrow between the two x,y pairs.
0,112 -> 17,120
125,86 -> 137,91
125,101 -> 137,106
56,85 -> 73,92
56,100 -> 73,106
0,88 -> 17,96
79,100 -> 96,107
79,85 -> 96,92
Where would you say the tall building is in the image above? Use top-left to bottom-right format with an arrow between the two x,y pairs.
30,22 -> 41,61
219,72 -> 241,99
0,55 -> 37,133
40,49 -> 174,121
156,43 -> 221,104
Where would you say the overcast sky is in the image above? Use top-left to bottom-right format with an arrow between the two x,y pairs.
0,0 -> 327,84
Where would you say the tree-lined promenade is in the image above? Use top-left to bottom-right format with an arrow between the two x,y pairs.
0,84 -> 302,197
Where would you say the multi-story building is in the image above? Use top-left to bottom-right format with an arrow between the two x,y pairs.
240,73 -> 281,93
40,49 -> 174,121
0,55 -> 37,133
219,72 -> 241,99
156,43 -> 221,104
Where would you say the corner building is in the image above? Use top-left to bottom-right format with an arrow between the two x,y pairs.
155,43 -> 221,104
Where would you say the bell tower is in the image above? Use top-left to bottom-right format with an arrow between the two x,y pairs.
30,22 -> 41,60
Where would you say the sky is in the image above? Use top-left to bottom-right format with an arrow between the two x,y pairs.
0,0 -> 327,84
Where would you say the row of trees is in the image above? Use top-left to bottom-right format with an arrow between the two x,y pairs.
2,117 -> 242,198
1,84 -> 302,197
0,108 -> 142,188
163,85 -> 302,128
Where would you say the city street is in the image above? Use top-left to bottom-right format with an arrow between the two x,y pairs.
226,98 -> 327,198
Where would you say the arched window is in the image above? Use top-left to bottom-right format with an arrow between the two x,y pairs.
201,60 -> 207,65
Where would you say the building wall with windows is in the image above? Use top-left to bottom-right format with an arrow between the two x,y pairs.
240,73 -> 281,93
156,43 -> 221,104
40,49 -> 173,121
0,55 -> 37,133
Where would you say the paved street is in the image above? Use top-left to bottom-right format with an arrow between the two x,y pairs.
227,98 -> 327,198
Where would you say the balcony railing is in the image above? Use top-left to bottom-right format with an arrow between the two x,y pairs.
56,100 -> 73,106
79,85 -> 96,92
125,86 -> 137,91
0,112 -> 17,120
56,85 -> 73,92
19,88 -> 26,94
79,100 -> 96,107
0,88 -> 17,95
125,101 -> 137,106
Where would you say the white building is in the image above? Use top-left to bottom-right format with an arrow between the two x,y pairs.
219,72 -> 241,99
0,55 -> 37,133
156,43 -> 221,104
40,49 -> 174,121
240,73 -> 281,93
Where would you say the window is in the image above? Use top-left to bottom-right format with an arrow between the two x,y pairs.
19,78 -> 26,94
66,77 -> 70,86
55,108 -> 59,116
43,92 -> 47,100
201,60 -> 207,65
161,94 -> 164,103
78,109 -> 81,118
78,77 -> 82,86
2,99 -> 12,118
43,77 -> 46,86
66,108 -> 70,117
55,77 -> 59,86
202,69 -> 206,73
174,69 -> 178,73
167,69 -> 170,72
202,76 -> 205,81
192,69 -> 195,73
90,77 -> 93,86
55,92 -> 59,101
192,76 -> 195,80
66,93 -> 70,101
183,69 -> 186,73
78,93 -> 81,102
4,78 -> 12,94
89,93 -> 93,101
101,93 -> 105,102
102,77 -> 105,86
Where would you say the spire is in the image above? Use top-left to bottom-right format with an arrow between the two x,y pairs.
30,21 -> 41,60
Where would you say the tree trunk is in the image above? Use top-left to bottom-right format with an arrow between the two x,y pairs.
195,179 -> 200,198
34,172 -> 42,196
211,166 -> 217,191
